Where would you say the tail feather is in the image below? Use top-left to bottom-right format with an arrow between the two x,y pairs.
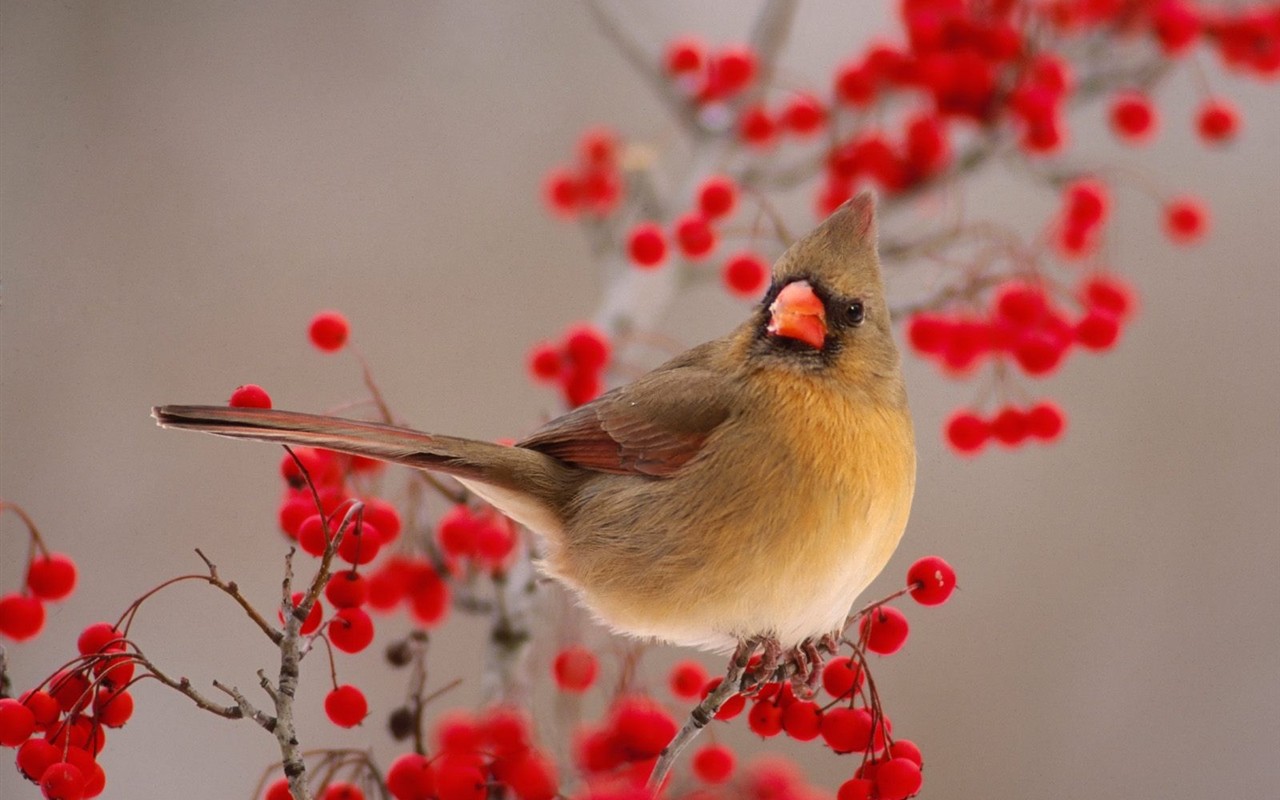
152,405 -> 575,504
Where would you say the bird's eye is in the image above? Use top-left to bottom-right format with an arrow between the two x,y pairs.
847,300 -> 865,326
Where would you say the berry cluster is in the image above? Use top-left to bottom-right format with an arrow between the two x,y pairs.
5,622 -> 136,799
526,323 -> 612,407
543,128 -> 624,219
1,504 -> 78,643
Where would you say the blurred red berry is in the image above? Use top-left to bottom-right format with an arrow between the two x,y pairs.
692,742 -> 735,783
1026,401 -> 1067,442
1197,98 -> 1239,142
1075,309 -> 1121,350
713,45 -> 757,95
627,223 -> 667,268
669,660 -> 708,699
527,343 -> 562,383
908,556 -> 957,605
722,252 -> 769,298
553,645 -> 598,693
308,310 -> 350,352
739,105 -> 777,147
991,406 -> 1030,446
665,37 -> 704,75
781,93 -> 826,135
0,593 -> 44,641
1164,196 -> 1209,243
945,410 -> 989,454
1110,92 -> 1157,142
543,168 -> 580,216
702,677 -> 746,720
0,698 -> 36,746
674,213 -> 716,259
386,752 -> 436,800
1080,274 -> 1136,319
1064,178 -> 1109,228
697,176 -> 737,219
229,384 -> 272,409
578,127 -> 617,168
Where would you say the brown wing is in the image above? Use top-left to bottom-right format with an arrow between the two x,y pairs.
517,345 -> 735,478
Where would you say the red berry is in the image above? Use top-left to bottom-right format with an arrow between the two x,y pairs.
1110,92 -> 1157,142
407,566 -> 450,627
434,757 -> 486,800
40,761 -> 86,800
692,742 -> 735,783
905,113 -> 949,174
1064,179 -> 1109,228
564,324 -> 611,370
543,168 -> 580,216
820,706 -> 885,753
279,592 -> 323,635
822,656 -> 865,699
434,710 -> 481,754
747,699 -> 784,737
781,699 -> 822,741
229,384 -> 272,409
1026,401 -> 1067,442
837,777 -> 875,800
993,282 -> 1048,327
875,757 -> 923,800
739,105 -> 777,147
722,252 -> 769,298
0,697 -> 36,745
669,661 -> 708,700
20,689 -> 60,728
860,606 -> 909,655
308,310 -> 350,352
481,707 -> 531,758
527,342 -> 563,382
713,46 -> 757,95
26,553 -> 78,601
386,752 -> 436,800
701,677 -> 746,720
991,406 -> 1029,447
1153,0 -> 1201,54
562,365 -> 602,408
94,686 -> 134,728
1075,309 -> 1121,350
665,37 -> 704,76
438,504 -> 478,558
908,555 -> 957,605
297,514 -> 329,557
324,684 -> 368,728
1014,332 -> 1067,376
697,176 -> 737,220
578,128 -> 617,168
1164,196 -> 1209,244
781,93 -> 826,135
337,521 -> 382,566
889,738 -> 924,768
503,751 -> 558,800
278,493 -> 314,540
627,223 -> 667,268
473,515 -> 517,568
0,593 -> 45,641
907,313 -> 951,355
321,782 -> 365,800
552,645 -> 598,693
329,608 -> 375,653
1080,274 -> 1135,320
835,62 -> 877,107
580,168 -> 621,215
362,497 -> 402,544
1196,98 -> 1239,143
945,410 -> 989,454
674,213 -> 716,259
612,696 -> 677,759
325,571 -> 368,609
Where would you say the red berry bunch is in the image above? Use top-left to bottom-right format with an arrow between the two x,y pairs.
737,92 -> 828,148
6,622 -> 140,798
363,555 -> 450,628
1056,178 -> 1109,260
387,707 -> 558,800
543,127 -> 623,218
575,695 -> 679,791
526,322 -> 611,408
945,401 -> 1066,454
660,38 -> 759,105
1,505 -> 79,643
435,503 -> 519,573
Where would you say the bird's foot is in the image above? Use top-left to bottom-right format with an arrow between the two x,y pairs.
739,636 -> 784,691
786,637 -> 829,697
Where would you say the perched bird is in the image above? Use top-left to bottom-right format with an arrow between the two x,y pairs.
155,192 -> 915,663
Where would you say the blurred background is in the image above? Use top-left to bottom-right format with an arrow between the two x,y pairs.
2,2 -> 1277,798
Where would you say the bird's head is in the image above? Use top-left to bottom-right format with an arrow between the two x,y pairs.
748,192 -> 902,393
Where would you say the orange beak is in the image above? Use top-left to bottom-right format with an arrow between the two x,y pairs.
767,280 -> 827,349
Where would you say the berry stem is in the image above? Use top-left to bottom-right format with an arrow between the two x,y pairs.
0,500 -> 51,558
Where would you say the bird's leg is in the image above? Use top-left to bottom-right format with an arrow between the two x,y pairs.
740,635 -> 782,692
784,638 -> 827,697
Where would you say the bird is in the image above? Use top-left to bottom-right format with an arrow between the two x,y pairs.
154,192 -> 916,669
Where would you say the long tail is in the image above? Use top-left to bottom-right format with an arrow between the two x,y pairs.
152,405 -> 574,505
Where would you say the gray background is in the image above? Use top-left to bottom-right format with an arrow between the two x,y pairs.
2,2 -> 1278,798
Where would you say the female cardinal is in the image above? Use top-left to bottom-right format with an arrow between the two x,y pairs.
155,193 -> 915,663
